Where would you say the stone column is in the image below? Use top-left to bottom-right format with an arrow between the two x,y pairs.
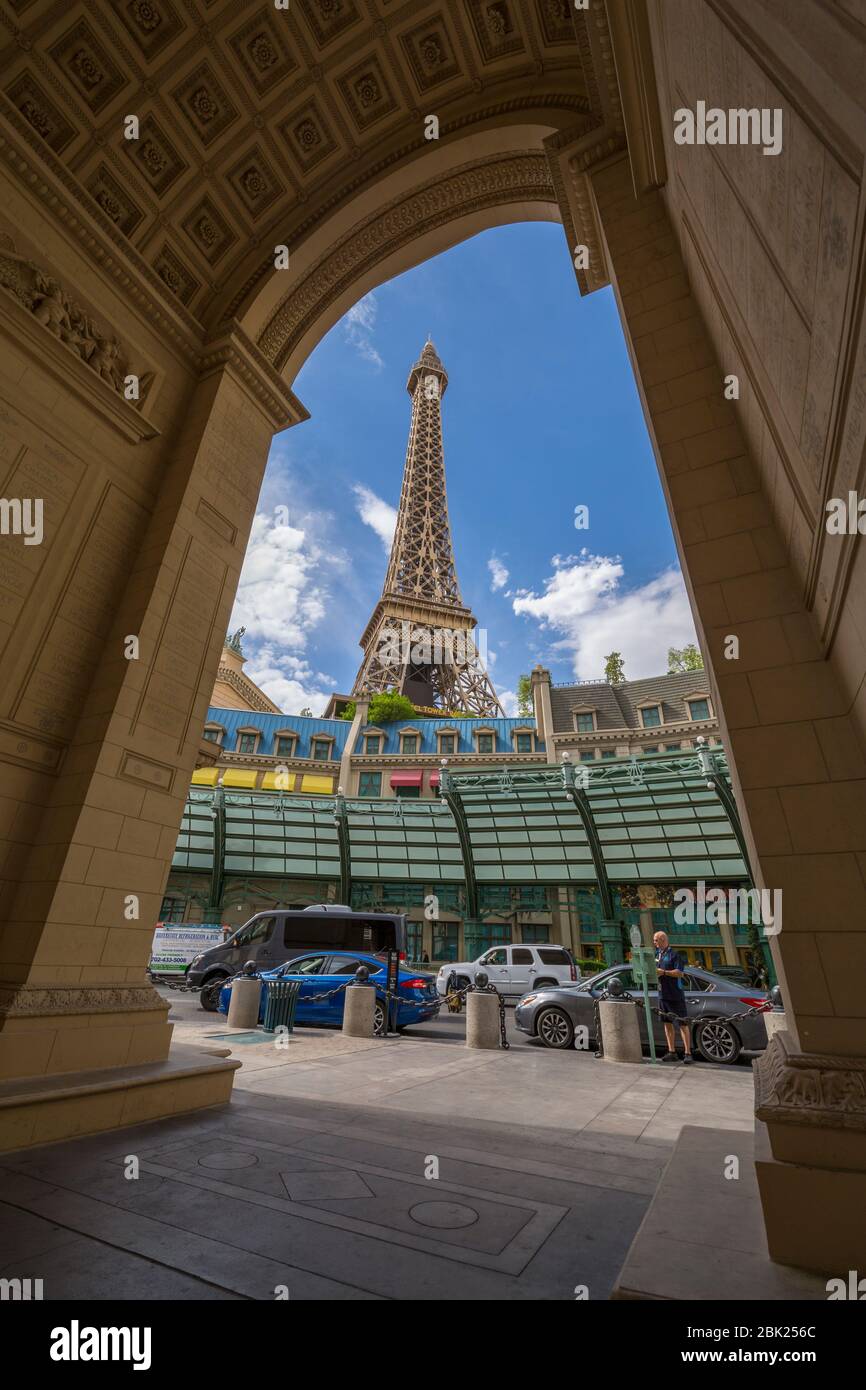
530,665 -> 554,747
0,327 -> 303,1149
589,151 -> 866,1271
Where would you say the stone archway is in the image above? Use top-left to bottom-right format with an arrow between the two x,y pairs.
0,0 -> 863,1276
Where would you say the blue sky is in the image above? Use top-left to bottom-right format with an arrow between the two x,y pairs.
230,221 -> 697,715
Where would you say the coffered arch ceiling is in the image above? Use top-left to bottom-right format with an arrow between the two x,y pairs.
0,0 -> 626,389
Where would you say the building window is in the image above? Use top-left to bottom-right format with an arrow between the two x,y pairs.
580,750 -> 595,762
432,921 -> 459,962
365,735 -> 381,755
275,735 -> 296,757
688,698 -> 710,721
640,706 -> 661,728
521,924 -> 550,943
439,734 -> 455,755
601,750 -> 615,759
159,896 -> 186,922
395,784 -> 420,799
401,734 -> 418,755
574,712 -> 595,733
238,732 -> 258,754
312,739 -> 330,761
515,733 -> 533,754
358,772 -> 381,797
477,733 -> 494,754
407,921 -> 424,959
665,742 -> 681,751
643,745 -> 660,754
203,727 -> 221,743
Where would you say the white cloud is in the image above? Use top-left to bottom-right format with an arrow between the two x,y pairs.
227,511 -> 343,714
488,554 -> 509,591
354,484 -> 397,550
344,292 -> 383,368
243,646 -> 335,718
497,687 -> 519,717
231,512 -> 326,649
512,550 -> 696,681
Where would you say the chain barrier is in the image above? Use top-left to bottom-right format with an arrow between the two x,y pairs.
592,985 -> 771,1060
442,971 -> 509,1048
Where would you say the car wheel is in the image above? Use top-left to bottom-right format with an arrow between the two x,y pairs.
536,1007 -> 574,1049
373,1000 -> 386,1036
694,1017 -> 741,1064
199,977 -> 227,1012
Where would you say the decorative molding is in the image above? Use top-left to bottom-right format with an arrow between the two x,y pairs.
258,151 -> 556,370
200,318 -> 308,431
0,982 -> 167,1018
222,92 -> 589,325
604,0 -> 667,193
755,1031 -> 866,1134
0,104 -> 205,356
0,274 -> 159,444
214,664 -> 281,713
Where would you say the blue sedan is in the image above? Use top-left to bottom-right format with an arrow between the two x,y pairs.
218,950 -> 440,1033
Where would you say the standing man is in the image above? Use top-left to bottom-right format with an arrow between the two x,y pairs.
653,930 -> 693,1064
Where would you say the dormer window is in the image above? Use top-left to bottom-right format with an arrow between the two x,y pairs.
572,708 -> 597,733
237,729 -> 259,754
512,728 -> 535,754
203,725 -> 223,744
437,729 -> 457,756
275,733 -> 298,758
401,733 -> 418,755
364,734 -> 381,755
688,697 -> 711,721
639,704 -> 662,728
474,727 -> 495,754
311,737 -> 332,762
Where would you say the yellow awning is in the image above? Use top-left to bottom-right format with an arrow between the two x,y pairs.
191,767 -> 219,786
221,769 -> 259,789
261,770 -> 294,791
300,774 -> 333,795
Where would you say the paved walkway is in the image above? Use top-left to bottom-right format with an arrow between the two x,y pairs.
0,1005 -> 756,1300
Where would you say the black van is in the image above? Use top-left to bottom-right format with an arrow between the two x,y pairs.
186,904 -> 408,1009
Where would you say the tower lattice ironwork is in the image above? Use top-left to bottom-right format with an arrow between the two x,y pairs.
352,340 -> 503,715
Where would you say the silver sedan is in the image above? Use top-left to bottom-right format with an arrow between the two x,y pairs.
514,963 -> 772,1063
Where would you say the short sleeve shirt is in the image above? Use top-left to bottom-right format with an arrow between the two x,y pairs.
655,946 -> 685,1001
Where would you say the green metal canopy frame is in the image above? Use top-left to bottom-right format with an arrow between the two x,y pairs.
173,749 -> 751,931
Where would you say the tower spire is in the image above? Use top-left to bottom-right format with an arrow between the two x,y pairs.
352,340 -> 502,715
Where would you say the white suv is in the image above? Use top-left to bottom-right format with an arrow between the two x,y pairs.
436,945 -> 577,999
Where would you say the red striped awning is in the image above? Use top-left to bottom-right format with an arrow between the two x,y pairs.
390,770 -> 423,788
429,771 -> 440,788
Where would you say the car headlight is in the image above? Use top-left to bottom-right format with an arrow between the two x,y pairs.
189,954 -> 204,968
520,994 -> 538,1006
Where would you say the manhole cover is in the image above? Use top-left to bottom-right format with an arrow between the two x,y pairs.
408,1201 -> 479,1229
199,1151 -> 259,1170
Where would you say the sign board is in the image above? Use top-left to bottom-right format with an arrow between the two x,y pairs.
148,923 -> 224,977
631,946 -> 658,987
385,948 -> 400,1033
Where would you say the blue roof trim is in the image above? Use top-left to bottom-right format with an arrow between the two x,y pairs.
359,716 -> 542,755
206,707 -> 351,759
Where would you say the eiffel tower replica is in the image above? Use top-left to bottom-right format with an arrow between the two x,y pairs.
352,340 -> 503,715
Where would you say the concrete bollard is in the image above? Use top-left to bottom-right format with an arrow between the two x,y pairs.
764,1010 -> 788,1041
598,999 -> 642,1062
466,990 -> 500,1049
343,983 -> 375,1037
227,976 -> 261,1029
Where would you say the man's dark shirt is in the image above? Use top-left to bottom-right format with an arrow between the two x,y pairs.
655,946 -> 686,1002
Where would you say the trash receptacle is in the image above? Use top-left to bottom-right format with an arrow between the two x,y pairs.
262,979 -> 300,1033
